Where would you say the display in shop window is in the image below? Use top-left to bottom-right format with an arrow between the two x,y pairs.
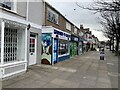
58,40 -> 68,55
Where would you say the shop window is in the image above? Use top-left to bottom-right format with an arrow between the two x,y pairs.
58,40 -> 68,55
47,7 -> 59,25
4,27 -> 25,63
4,28 -> 17,62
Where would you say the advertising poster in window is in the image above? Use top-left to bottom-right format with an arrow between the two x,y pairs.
41,33 -> 52,65
53,39 -> 58,63
70,42 -> 77,57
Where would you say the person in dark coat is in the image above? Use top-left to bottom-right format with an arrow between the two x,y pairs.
100,49 -> 104,60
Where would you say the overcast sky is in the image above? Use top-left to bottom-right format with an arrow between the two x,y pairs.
46,0 -> 109,41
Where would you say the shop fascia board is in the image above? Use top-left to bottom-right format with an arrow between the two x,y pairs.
0,12 -> 42,29
42,26 -> 70,35
42,26 -> 71,41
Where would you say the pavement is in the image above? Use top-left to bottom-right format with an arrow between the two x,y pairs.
2,49 -> 119,88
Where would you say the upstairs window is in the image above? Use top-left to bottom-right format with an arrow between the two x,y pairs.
79,31 -> 84,37
66,21 -> 71,31
74,27 -> 78,34
0,0 -> 16,12
47,7 -> 59,25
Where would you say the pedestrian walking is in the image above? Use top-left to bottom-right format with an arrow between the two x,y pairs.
100,49 -> 105,60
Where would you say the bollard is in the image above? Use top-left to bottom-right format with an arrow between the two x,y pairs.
100,49 -> 104,60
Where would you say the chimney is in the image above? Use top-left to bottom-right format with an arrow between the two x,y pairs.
80,25 -> 83,29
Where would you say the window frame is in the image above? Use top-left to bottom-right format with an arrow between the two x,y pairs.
47,7 -> 59,25
58,39 -> 69,55
74,27 -> 78,34
66,21 -> 71,31
0,0 -> 17,13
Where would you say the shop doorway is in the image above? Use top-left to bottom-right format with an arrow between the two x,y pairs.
29,34 -> 37,65
53,38 -> 58,64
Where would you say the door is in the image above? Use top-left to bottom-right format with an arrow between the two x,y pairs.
29,34 -> 37,65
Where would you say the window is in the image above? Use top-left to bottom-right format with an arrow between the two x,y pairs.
29,38 -> 35,53
4,28 -> 17,63
58,40 -> 68,55
3,27 -> 25,63
66,21 -> 71,31
47,7 -> 59,24
0,0 -> 16,11
79,31 -> 83,37
74,27 -> 78,34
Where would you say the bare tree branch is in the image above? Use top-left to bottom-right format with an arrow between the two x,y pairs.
76,0 -> 120,52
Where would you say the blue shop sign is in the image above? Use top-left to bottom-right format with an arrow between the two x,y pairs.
54,29 -> 70,38
71,35 -> 79,42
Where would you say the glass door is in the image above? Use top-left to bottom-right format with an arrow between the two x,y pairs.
53,38 -> 58,64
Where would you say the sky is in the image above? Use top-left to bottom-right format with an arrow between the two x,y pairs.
46,0 -> 109,41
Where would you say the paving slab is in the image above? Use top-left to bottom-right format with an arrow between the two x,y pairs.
2,50 -> 118,88
95,82 -> 111,88
62,80 -> 80,88
43,83 -> 61,88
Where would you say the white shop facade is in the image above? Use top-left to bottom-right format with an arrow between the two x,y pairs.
0,13 -> 41,79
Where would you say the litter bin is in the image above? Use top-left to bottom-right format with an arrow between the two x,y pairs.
100,49 -> 104,60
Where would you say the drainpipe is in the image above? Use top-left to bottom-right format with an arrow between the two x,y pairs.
42,0 -> 46,26
26,0 -> 29,21
1,21 -> 5,65
25,0 -> 29,69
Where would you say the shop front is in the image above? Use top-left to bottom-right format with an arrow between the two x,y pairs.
0,18 -> 41,79
42,26 -> 71,65
0,19 -> 28,79
70,35 -> 79,57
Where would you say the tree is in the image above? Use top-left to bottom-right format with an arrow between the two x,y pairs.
100,10 -> 119,52
76,0 -> 120,55
76,0 -> 120,12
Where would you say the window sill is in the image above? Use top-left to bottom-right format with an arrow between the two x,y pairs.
0,6 -> 16,13
58,53 -> 69,57
0,61 -> 27,68
47,19 -> 59,26
66,29 -> 71,31
0,6 -> 26,18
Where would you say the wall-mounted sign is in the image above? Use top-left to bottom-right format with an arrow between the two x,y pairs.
74,37 -> 78,41
71,35 -> 79,42
54,30 -> 71,40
